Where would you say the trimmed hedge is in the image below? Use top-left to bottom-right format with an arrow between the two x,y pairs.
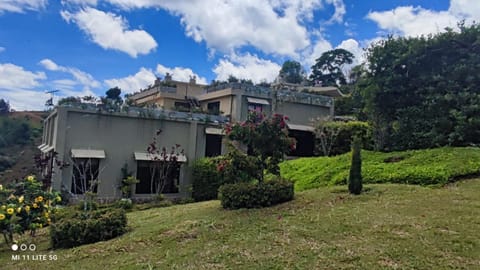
219,179 -> 294,209
191,158 -> 223,201
281,147 -> 480,191
50,208 -> 127,249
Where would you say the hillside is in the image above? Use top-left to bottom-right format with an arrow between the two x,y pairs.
1,179 -> 479,269
280,147 -> 480,191
0,111 -> 47,184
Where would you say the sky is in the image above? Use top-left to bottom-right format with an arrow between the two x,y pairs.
0,0 -> 479,110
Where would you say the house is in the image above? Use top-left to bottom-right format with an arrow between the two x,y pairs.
39,104 -> 227,201
39,77 -> 336,200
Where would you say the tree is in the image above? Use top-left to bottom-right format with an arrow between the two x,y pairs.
0,99 -> 10,115
58,96 -> 81,106
105,87 -> 123,104
348,136 -> 362,195
309,48 -> 354,86
360,22 -> 480,151
279,60 -> 305,84
225,112 -> 295,181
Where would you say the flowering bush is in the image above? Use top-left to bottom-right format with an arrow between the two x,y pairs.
0,175 -> 61,245
225,112 -> 295,180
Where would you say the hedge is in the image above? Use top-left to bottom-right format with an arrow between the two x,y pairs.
191,158 -> 223,201
315,121 -> 372,156
219,178 -> 294,209
280,147 -> 480,191
50,208 -> 127,249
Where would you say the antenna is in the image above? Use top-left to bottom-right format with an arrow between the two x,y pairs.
45,89 -> 60,107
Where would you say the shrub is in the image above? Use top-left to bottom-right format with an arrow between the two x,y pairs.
280,147 -> 480,191
114,198 -> 133,210
191,158 -> 223,201
219,178 -> 294,209
50,208 -> 127,249
315,121 -> 372,156
348,137 -> 363,195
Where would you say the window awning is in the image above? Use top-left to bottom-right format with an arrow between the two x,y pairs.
205,127 -> 225,135
287,123 -> 315,132
71,149 -> 106,159
38,144 -> 54,153
246,97 -> 270,105
134,152 -> 187,163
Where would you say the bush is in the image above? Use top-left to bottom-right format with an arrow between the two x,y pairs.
114,198 -> 133,210
348,137 -> 363,195
50,208 -> 127,249
281,147 -> 480,191
191,158 -> 223,201
315,121 -> 372,156
219,179 -> 294,209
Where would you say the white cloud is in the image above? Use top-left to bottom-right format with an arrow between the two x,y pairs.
156,65 -> 208,85
302,38 -> 333,68
0,0 -> 46,14
60,7 -> 157,57
367,0 -> 480,37
325,0 -> 346,23
0,63 -> 47,110
213,53 -> 281,83
0,47 -> 5,53
103,0 -> 346,57
39,58 -> 100,89
104,67 -> 156,94
61,0 -> 97,6
336,38 -> 364,67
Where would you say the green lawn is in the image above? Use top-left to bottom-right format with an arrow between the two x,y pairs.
280,147 -> 480,191
1,179 -> 479,269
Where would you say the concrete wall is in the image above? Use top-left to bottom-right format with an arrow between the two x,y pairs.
275,101 -> 331,126
49,107 -> 211,200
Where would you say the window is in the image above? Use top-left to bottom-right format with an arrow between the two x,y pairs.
71,158 -> 100,194
174,101 -> 190,111
205,134 -> 222,157
136,161 -> 180,194
207,101 -> 220,115
248,103 -> 263,113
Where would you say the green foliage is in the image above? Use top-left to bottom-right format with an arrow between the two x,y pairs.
114,198 -> 133,210
121,176 -> 139,198
50,208 -> 127,249
314,120 -> 372,156
0,99 -> 10,115
309,48 -> 354,86
218,178 -> 294,209
280,147 -> 480,191
0,175 -> 61,245
226,112 -> 294,181
57,96 -> 81,106
279,60 -> 305,84
105,87 -> 122,103
191,157 -> 223,201
0,117 -> 32,147
348,137 -> 363,195
361,23 -> 480,151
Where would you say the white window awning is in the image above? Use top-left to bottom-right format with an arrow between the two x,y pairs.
37,144 -> 46,150
246,97 -> 270,105
205,127 -> 225,135
287,123 -> 315,132
42,145 -> 54,153
134,152 -> 187,163
71,149 -> 106,159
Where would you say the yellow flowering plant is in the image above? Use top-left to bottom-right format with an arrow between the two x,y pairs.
0,175 -> 61,245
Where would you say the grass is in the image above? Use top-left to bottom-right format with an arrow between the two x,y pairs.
1,179 -> 479,269
280,147 -> 480,191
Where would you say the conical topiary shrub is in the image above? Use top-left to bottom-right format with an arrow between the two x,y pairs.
348,136 -> 362,195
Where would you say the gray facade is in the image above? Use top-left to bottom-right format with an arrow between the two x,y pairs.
40,105 -> 227,201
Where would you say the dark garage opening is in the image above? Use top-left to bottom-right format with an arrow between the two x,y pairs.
288,130 -> 314,157
205,134 -> 222,157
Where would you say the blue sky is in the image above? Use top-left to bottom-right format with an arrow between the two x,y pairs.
0,0 -> 478,110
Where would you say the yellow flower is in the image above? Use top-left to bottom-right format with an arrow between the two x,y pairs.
17,207 -> 22,214
44,212 -> 49,218
0,184 -> 3,191
6,208 -> 14,215
27,175 -> 35,182
18,196 -> 24,203
56,196 -> 62,202
0,214 -> 5,220
35,196 -> 44,203
25,205 -> 30,212
47,218 -> 51,224
1,205 -> 5,210
33,203 -> 39,209
39,224 -> 43,229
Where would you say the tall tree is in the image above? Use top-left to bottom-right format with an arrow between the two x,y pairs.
309,48 -> 354,86
105,87 -> 122,104
279,60 -> 305,84
0,99 -> 10,115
